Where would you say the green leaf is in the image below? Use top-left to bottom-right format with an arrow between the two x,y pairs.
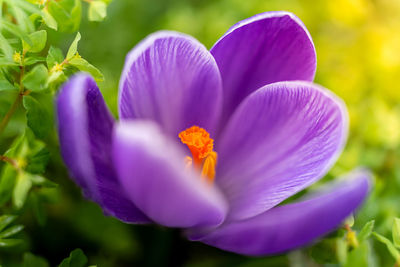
373,232 -> 400,263
26,147 -> 50,174
66,32 -> 81,60
0,19 -> 32,46
42,9 -> 58,30
393,218 -> 400,249
59,248 -> 88,267
23,30 -> 47,53
23,96 -> 52,139
4,133 -> 30,159
47,70 -> 64,85
0,136 -> 29,205
31,193 -> 46,226
47,0 -> 82,33
0,165 -> 16,205
0,79 -> 17,91
69,57 -> 104,81
23,253 -> 50,267
11,0 -> 42,15
13,171 -> 33,209
29,174 -> 57,188
24,56 -> 46,66
0,71 -> 15,91
0,33 -> 14,58
310,238 -> 337,264
336,238 -> 348,265
9,4 -> 34,33
358,220 -> 375,242
22,64 -> 48,91
0,238 -> 22,247
47,46 -> 64,68
88,1 -> 107,21
0,215 -> 16,233
344,243 -> 369,267
0,225 -> 24,239
0,57 -> 18,67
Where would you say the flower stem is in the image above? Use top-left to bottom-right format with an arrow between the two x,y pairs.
0,54 -> 28,137
0,93 -> 23,136
0,155 -> 18,169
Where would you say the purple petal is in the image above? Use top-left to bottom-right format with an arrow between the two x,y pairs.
189,170 -> 370,256
211,11 -> 316,122
57,73 -> 149,223
119,31 -> 223,136
216,81 -> 348,220
112,121 -> 228,228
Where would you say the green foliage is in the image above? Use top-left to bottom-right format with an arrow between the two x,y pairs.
22,30 -> 46,53
393,218 -> 400,248
22,64 -> 48,91
344,243 -> 370,267
373,232 -> 400,264
23,253 -> 49,267
69,57 -> 103,81
46,46 -> 64,69
0,0 -> 110,264
64,32 -> 104,81
0,215 -> 24,248
58,249 -> 88,267
0,19 -> 32,46
358,220 -> 375,242
13,171 -> 32,209
88,1 -> 107,22
47,0 -> 82,33
66,32 -> 81,60
23,96 -> 52,138
0,215 -> 17,232
41,9 -> 58,30
25,145 -> 49,174
0,132 -> 52,210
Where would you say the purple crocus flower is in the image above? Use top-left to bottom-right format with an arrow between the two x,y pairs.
57,11 -> 370,255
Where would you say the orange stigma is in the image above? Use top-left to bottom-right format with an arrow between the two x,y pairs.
179,126 -> 217,183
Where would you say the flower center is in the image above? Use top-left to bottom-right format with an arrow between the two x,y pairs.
178,126 -> 217,183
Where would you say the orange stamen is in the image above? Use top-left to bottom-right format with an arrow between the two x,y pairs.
179,126 -> 217,182
201,151 -> 217,183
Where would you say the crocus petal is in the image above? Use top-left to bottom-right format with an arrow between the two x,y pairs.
189,170 -> 370,256
119,31 -> 223,136
211,11 -> 316,121
112,121 -> 228,228
216,81 -> 348,220
57,73 -> 149,223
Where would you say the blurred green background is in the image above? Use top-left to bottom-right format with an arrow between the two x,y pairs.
4,0 -> 400,266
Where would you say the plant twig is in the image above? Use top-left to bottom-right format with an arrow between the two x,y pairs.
0,52 -> 29,136
0,155 -> 18,169
0,93 -> 23,136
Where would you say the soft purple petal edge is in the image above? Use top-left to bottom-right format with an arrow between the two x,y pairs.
188,170 -> 371,256
211,11 -> 317,80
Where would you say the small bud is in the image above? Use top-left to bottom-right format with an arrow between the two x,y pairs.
13,52 -> 22,64
53,63 -> 64,72
16,158 -> 27,169
345,224 -> 359,249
